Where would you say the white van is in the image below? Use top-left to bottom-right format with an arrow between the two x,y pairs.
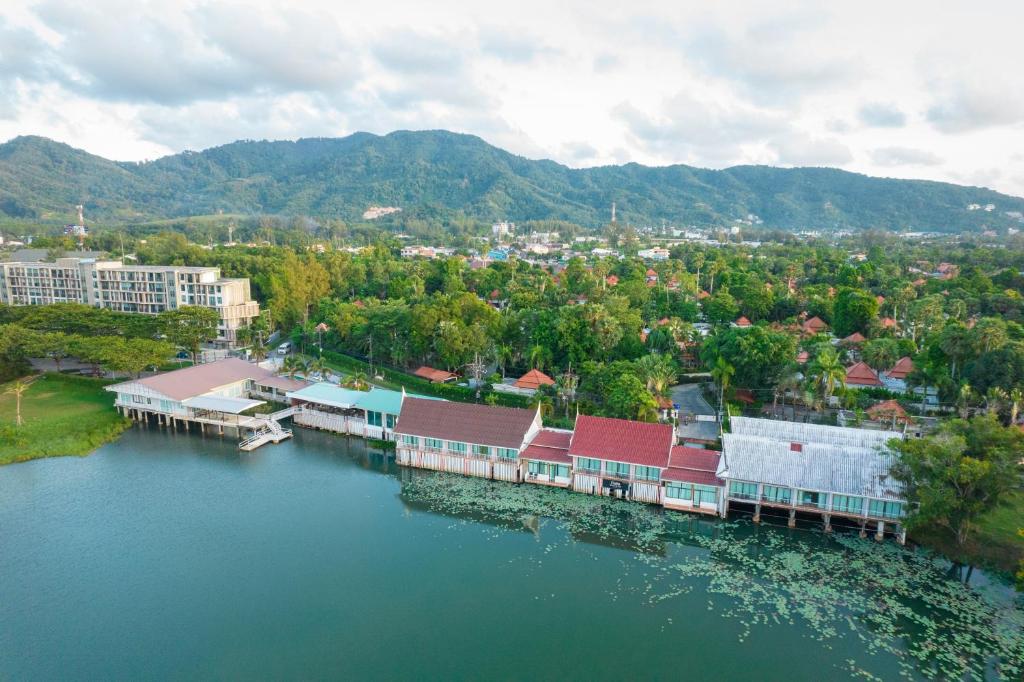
277,342 -> 291,356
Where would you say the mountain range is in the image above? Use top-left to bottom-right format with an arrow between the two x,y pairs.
1,130 -> 1022,232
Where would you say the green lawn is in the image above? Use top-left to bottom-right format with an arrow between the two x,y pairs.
0,373 -> 130,465
911,491 -> 1024,575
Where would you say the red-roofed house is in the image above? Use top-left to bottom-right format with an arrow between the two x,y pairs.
697,290 -> 711,300
569,415 -> 674,504
734,316 -> 752,327
394,398 -> 541,482
802,316 -> 828,335
413,366 -> 458,383
606,274 -> 619,287
796,350 -> 810,364
866,400 -> 913,427
882,356 -> 914,391
513,369 -> 555,392
520,428 -> 573,487
880,317 -> 897,330
845,361 -> 883,387
841,332 -> 866,346
661,446 -> 725,515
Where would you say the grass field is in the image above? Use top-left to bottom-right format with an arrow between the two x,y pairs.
0,373 -> 130,465
910,490 -> 1024,575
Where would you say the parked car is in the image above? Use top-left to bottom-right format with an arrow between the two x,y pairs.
277,342 -> 291,356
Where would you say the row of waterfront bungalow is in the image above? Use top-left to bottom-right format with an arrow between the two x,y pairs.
107,358 -> 908,541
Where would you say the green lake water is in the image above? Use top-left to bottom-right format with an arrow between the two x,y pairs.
1,427 -> 1021,681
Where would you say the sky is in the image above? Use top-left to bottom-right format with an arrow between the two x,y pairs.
2,0 -> 1023,196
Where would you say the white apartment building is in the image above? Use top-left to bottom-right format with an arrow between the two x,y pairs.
0,256 -> 259,346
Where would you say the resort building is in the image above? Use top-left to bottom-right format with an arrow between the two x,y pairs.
661,446 -> 725,515
717,417 -> 906,541
882,356 -> 914,392
105,358 -> 308,449
568,415 -> 675,504
394,398 -> 541,482
845,361 -> 883,388
0,255 -> 259,346
285,382 -> 438,441
520,429 -> 573,487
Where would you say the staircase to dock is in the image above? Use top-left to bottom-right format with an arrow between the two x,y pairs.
238,408 -> 300,451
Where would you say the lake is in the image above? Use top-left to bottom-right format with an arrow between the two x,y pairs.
1,427 -> 1021,680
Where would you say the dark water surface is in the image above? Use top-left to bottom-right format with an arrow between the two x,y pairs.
1,428 -> 1020,681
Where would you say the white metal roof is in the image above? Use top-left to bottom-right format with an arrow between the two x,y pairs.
718,433 -> 902,500
182,395 -> 265,414
730,416 -> 899,449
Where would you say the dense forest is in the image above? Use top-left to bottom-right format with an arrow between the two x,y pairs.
2,132 -> 1023,232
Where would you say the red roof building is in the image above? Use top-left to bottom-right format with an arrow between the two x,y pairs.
735,316 -> 752,327
697,290 -> 711,299
841,332 -> 866,345
886,356 -> 914,380
661,446 -> 723,486
845,361 -> 883,387
513,369 -> 555,390
796,350 -> 810,364
606,275 -> 619,286
866,400 -> 913,425
520,428 -> 572,464
413,366 -> 458,383
880,317 -> 897,329
569,415 -> 674,468
802,316 -> 828,334
394,397 -> 539,449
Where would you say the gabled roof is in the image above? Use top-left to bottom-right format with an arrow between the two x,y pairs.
413,366 -> 458,382
802,316 -> 828,333
845,361 -> 883,386
663,446 -> 723,486
867,399 -> 913,424
286,382 -> 367,409
735,316 -> 752,327
880,317 -> 897,328
841,332 -> 866,344
568,414 -> 673,468
108,357 -> 274,402
520,428 -> 572,464
514,369 -> 555,390
886,356 -> 914,380
394,397 -> 537,449
730,416 -> 896,450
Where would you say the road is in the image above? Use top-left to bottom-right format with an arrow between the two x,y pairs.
670,382 -> 716,416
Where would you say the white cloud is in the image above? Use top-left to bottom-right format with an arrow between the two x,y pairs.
0,0 -> 1021,196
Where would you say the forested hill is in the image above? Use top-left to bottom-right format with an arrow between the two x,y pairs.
2,131 -> 1023,232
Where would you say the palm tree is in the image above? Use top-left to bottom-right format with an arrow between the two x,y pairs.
4,376 -> 37,427
808,348 -> 845,409
526,344 -> 551,372
494,344 -> 514,380
281,355 -> 308,380
308,356 -> 329,379
774,363 -> 801,417
250,335 -> 268,362
636,353 -> 677,397
555,366 -> 579,419
342,372 -> 370,391
531,392 -> 554,418
710,356 -> 734,416
957,382 -> 974,420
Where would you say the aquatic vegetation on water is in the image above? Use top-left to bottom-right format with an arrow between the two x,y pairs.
401,472 -> 1024,681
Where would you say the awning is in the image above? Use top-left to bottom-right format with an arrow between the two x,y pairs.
183,395 -> 265,414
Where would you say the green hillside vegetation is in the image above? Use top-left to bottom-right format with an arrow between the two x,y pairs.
2,131 -> 1023,232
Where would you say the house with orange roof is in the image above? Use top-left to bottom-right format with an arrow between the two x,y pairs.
840,332 -> 866,346
866,400 -> 913,427
513,369 -> 555,392
880,317 -> 897,330
845,361 -> 883,388
413,366 -> 458,383
734,316 -> 752,327
882,356 -> 914,391
802,316 -> 828,335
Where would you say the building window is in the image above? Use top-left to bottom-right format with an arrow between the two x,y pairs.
386,414 -> 396,429
831,495 -> 863,515
666,482 -> 692,500
798,490 -> 826,509
576,457 -> 601,473
472,444 -> 490,457
400,435 -> 420,447
447,441 -> 467,454
634,465 -> 660,482
496,447 -> 518,460
424,437 -> 443,449
729,481 -> 758,500
605,461 -> 630,478
367,411 -> 383,427
761,485 -> 792,504
693,485 -> 718,506
868,499 -> 903,519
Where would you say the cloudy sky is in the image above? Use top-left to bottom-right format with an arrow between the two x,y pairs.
2,0 -> 1023,195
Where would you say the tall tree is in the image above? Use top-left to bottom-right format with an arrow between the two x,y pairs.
160,307 -> 220,363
